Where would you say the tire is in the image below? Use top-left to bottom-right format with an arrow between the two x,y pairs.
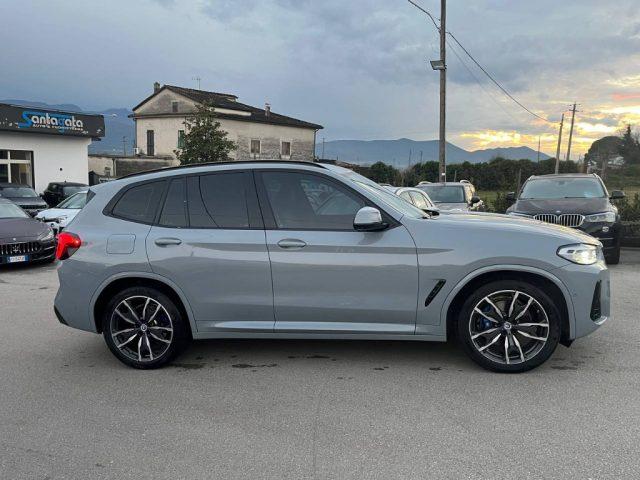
456,280 -> 561,373
102,286 -> 190,369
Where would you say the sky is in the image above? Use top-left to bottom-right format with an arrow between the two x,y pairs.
2,0 -> 640,158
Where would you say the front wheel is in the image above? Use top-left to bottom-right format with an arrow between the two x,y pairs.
102,286 -> 190,369
456,280 -> 561,373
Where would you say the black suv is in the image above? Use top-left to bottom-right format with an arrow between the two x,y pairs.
0,183 -> 48,216
506,173 -> 624,264
42,181 -> 88,207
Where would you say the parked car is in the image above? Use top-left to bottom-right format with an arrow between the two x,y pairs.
383,186 -> 438,213
54,161 -> 609,373
415,181 -> 484,211
506,173 -> 624,264
0,183 -> 48,216
36,191 -> 89,234
0,198 -> 55,265
42,181 -> 88,207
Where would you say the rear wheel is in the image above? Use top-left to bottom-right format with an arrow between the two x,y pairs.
102,286 -> 190,369
456,280 -> 561,373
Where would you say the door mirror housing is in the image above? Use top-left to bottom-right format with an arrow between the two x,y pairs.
470,195 -> 481,205
610,190 -> 625,200
506,192 -> 516,202
354,207 -> 387,231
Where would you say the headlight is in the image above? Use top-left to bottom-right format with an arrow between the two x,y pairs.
557,243 -> 602,265
38,228 -> 54,241
507,212 -> 532,218
585,211 -> 616,223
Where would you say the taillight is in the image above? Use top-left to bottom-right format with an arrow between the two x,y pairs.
56,232 -> 82,260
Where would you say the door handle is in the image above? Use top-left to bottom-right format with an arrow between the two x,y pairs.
154,237 -> 182,246
277,239 -> 307,249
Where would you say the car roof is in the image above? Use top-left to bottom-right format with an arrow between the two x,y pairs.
418,182 -> 467,187
528,173 -> 596,179
51,181 -> 87,186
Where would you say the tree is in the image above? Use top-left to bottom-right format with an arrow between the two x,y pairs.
174,102 -> 236,165
619,124 -> 640,165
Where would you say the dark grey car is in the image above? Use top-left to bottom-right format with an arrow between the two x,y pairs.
0,183 -> 48,216
0,198 -> 55,265
54,162 -> 610,372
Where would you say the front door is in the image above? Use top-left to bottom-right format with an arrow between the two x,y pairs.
146,172 -> 273,332
256,170 -> 419,334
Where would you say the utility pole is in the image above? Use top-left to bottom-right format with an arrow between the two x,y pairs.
420,150 -> 423,163
555,113 -> 565,174
192,76 -> 201,89
565,102 -> 578,162
537,135 -> 541,163
321,137 -> 325,159
438,0 -> 447,182
122,136 -> 127,156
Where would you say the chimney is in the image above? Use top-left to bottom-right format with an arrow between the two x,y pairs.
153,82 -> 161,93
265,102 -> 271,117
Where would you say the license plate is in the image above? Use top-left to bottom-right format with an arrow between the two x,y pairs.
8,255 -> 28,263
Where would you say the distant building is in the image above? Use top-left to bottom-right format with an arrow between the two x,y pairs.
131,83 -> 323,162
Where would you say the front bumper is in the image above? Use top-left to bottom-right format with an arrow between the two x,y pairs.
0,239 -> 55,265
579,222 -> 621,252
554,260 -> 610,340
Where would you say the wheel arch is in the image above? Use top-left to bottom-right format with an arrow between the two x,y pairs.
91,272 -> 196,337
442,266 -> 574,345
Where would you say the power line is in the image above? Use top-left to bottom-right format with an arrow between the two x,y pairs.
446,31 -> 551,123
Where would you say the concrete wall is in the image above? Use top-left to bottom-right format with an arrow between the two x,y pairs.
89,154 -> 175,177
0,131 -> 90,193
134,89 -> 316,162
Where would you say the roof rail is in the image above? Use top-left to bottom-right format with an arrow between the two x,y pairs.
116,160 -> 326,180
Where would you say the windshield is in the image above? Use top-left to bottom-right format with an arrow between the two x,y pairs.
57,191 -> 88,209
0,203 -> 29,219
354,181 -> 428,219
417,185 -> 465,203
62,186 -> 87,196
520,178 -> 606,199
0,187 -> 39,198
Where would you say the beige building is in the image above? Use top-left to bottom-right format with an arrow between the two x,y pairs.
131,83 -> 323,163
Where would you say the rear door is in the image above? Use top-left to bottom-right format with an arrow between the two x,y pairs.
256,170 -> 419,334
146,171 -> 274,333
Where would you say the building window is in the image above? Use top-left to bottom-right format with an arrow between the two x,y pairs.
172,101 -> 179,113
178,130 -> 185,149
281,140 -> 291,157
146,130 -> 155,156
250,139 -> 261,155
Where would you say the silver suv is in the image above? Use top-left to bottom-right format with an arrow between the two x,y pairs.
54,162 -> 610,372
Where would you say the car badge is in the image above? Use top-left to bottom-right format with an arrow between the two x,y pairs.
12,237 -> 17,241
555,210 -> 561,214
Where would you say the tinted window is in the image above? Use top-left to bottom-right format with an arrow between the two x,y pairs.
159,178 -> 187,227
262,172 -> 364,230
62,186 -> 86,196
417,185 -> 465,203
112,181 -> 164,224
188,173 -> 249,228
409,191 -> 429,210
0,187 -> 38,198
520,178 -> 606,199
0,203 -> 28,218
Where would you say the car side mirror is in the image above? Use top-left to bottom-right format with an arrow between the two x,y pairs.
610,190 -> 625,200
470,195 -> 480,205
506,192 -> 516,202
354,207 -> 387,231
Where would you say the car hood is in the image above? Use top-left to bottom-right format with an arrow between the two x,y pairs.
435,202 -> 468,211
36,208 -> 79,221
509,197 -> 611,215
0,218 -> 48,241
429,211 -> 597,245
5,197 -> 48,208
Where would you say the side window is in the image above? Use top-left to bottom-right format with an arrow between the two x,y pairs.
261,172 -> 365,230
409,191 -> 428,210
187,173 -> 249,228
159,178 -> 187,227
112,181 -> 165,224
399,191 -> 412,203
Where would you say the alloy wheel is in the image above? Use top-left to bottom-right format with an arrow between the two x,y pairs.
109,295 -> 174,362
468,289 -> 549,365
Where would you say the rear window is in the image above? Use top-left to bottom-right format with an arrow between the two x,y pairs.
62,186 -> 86,196
188,173 -> 249,228
112,181 -> 165,224
159,178 -> 187,228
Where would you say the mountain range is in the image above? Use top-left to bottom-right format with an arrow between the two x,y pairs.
316,138 -> 550,167
2,100 -> 550,164
0,99 -> 134,155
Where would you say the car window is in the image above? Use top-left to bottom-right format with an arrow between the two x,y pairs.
262,171 -> 364,230
0,187 -> 39,198
188,173 -> 249,228
159,178 -> 187,228
409,191 -> 429,210
112,181 -> 165,224
0,203 -> 29,218
520,178 -> 606,199
399,191 -> 413,203
62,186 -> 86,196
417,185 -> 465,203
57,192 -> 87,209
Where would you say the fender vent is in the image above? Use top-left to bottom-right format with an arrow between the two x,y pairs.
425,280 -> 446,306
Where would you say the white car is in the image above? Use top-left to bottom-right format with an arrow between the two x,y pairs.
36,191 -> 88,233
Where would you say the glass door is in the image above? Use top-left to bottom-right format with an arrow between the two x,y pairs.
0,164 -> 8,183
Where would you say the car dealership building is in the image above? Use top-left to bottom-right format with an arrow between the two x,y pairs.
0,103 -> 105,193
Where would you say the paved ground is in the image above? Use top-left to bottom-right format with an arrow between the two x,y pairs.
1,251 -> 640,480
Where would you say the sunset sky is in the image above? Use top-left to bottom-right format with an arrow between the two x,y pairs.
2,0 -> 640,158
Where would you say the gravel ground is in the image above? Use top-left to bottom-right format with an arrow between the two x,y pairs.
1,250 -> 639,480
